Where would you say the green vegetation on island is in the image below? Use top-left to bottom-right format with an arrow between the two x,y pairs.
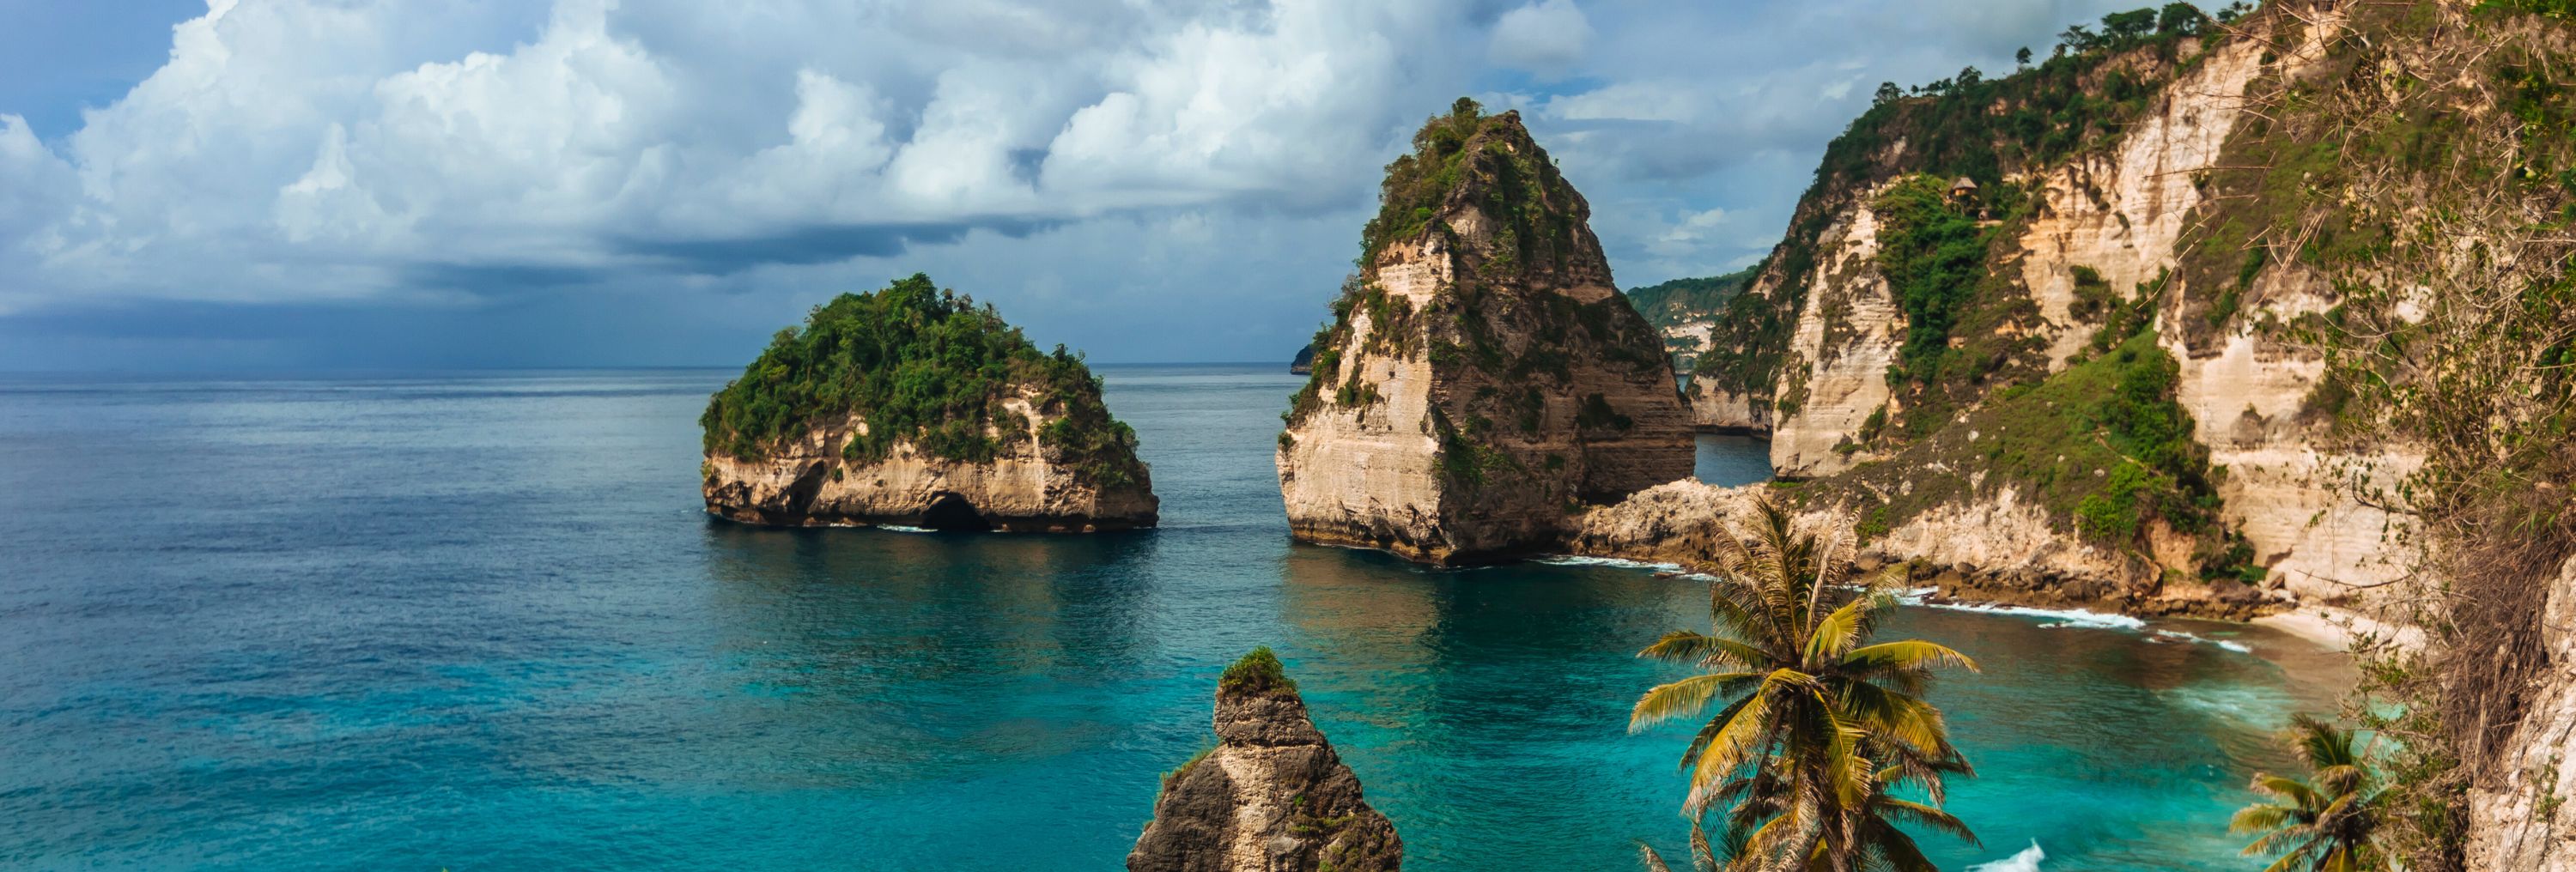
1285,99 -> 1674,498
1627,267 -> 1759,372
1218,646 -> 1295,694
1692,3 -> 2232,404
1625,268 -> 1756,333
700,273 -> 1145,487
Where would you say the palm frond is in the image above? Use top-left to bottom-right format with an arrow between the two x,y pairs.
1839,639 -> 1980,674
1637,842 -> 1677,872
1875,798 -> 1978,846
1631,672 -> 1762,730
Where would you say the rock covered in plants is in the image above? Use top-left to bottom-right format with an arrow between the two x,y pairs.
1652,3 -> 2434,614
698,273 -> 1156,531
1127,648 -> 1401,872
1626,269 -> 1772,433
1274,100 -> 1692,565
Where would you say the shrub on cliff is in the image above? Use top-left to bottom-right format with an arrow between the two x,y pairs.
1218,646 -> 1295,694
700,273 -> 1145,487
1692,5 -> 2224,404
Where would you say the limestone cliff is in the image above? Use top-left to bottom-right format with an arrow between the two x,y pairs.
1683,380 -> 1771,434
1627,269 -> 1768,433
1626,269 -> 1754,373
1663,5 -> 2422,612
1128,649 -> 1401,872
1274,100 -> 1692,565
1647,3 -> 2576,864
700,274 -> 1157,531
2469,556 -> 2576,871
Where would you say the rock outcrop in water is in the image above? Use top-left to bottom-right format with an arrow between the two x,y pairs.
699,273 -> 1157,531
1128,648 -> 1401,872
1274,100 -> 1692,565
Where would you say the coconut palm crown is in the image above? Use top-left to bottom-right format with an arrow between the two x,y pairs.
1628,497 -> 1980,871
2231,714 -> 2385,872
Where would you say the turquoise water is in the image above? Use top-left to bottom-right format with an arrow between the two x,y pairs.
0,366 -> 2351,870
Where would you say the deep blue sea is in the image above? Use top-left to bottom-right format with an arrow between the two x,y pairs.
0,366 -> 2352,870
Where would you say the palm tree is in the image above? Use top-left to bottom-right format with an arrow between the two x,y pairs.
1629,497 -> 1980,870
2232,714 -> 2384,872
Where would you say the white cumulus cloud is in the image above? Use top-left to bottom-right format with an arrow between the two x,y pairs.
1488,0 -> 1593,76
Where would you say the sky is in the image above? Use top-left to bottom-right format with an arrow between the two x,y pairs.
0,0 -> 2151,370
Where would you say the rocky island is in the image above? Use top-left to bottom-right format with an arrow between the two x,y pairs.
1275,100 -> 1692,565
1127,649 -> 1401,872
699,273 -> 1157,530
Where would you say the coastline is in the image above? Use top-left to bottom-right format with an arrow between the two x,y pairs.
2251,604 -> 2424,655
1546,551 -> 2360,663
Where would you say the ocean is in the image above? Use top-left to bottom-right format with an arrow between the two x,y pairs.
0,365 -> 2351,870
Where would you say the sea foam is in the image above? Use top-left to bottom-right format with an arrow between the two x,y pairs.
1965,840 -> 2046,871
1538,555 -> 1686,572
1917,600 -> 2146,630
2153,629 -> 2256,653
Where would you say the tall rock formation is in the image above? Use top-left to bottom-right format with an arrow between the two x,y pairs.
1651,4 -> 2413,610
1275,100 -> 1693,564
1597,3 -> 2576,863
699,274 -> 1157,531
1128,649 -> 1402,872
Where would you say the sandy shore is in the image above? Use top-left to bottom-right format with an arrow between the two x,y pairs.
2252,604 -> 2423,654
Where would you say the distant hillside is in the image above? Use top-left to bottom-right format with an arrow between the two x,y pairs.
1620,265 -> 1756,372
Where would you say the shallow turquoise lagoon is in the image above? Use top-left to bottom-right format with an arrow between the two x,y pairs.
0,366 -> 2350,869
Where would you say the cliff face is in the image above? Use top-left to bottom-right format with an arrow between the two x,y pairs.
702,395 -> 1157,531
1128,651 -> 1401,872
1660,7 -> 2421,611
2469,557 -> 2576,871
1626,269 -> 1755,375
1645,3 -> 2576,863
1275,103 -> 1692,565
1628,269 -> 1766,432
700,274 -> 1157,531
1766,194 -> 1901,478
1685,379 -> 1771,434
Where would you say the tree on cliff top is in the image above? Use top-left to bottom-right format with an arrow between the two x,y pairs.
699,273 -> 1144,487
1629,499 -> 1980,870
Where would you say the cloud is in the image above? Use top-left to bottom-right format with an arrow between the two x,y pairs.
0,0 -> 1478,317
1488,0 -> 1593,76
0,0 -> 2167,366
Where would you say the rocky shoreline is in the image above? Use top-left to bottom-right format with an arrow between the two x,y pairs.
1563,478 -> 2301,627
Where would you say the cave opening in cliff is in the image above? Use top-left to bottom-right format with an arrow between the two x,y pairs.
920,492 -> 991,531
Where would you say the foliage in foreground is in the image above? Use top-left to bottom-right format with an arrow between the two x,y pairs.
699,273 -> 1145,487
1630,499 -> 1979,870
2231,714 -> 2387,872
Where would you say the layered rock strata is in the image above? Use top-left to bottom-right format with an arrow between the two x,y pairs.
1685,380 -> 1771,434
1128,650 -> 1401,872
1659,7 -> 2408,610
701,400 -> 1157,531
1275,102 -> 1692,564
